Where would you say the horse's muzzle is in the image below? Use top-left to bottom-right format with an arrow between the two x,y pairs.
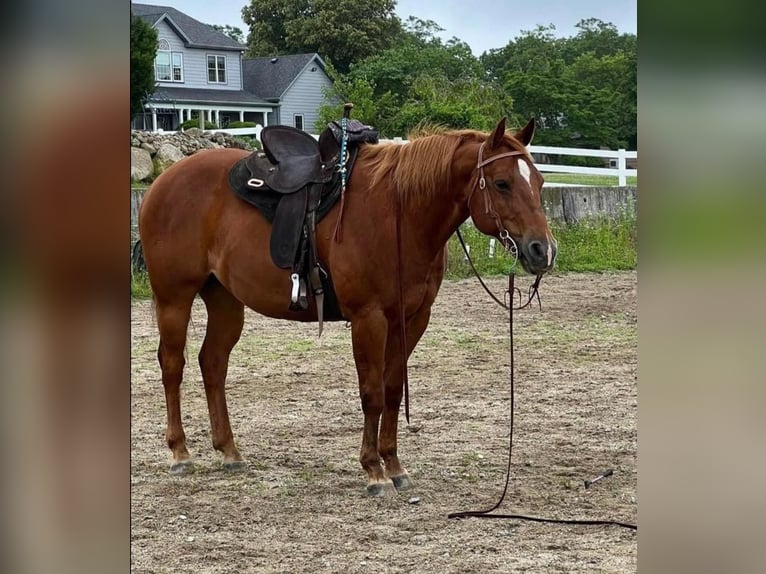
520,237 -> 557,274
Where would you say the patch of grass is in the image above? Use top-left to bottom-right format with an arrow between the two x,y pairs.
543,173 -> 638,186
549,211 -> 637,273
446,212 -> 636,278
446,224 -> 518,279
131,272 -> 153,299
282,339 -> 314,353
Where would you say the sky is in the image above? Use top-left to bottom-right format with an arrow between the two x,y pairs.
135,0 -> 637,55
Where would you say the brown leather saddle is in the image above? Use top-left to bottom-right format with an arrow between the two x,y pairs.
228,114 -> 378,332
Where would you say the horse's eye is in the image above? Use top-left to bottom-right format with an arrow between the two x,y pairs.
494,179 -> 510,191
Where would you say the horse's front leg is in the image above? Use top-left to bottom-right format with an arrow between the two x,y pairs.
350,308 -> 395,497
379,307 -> 433,492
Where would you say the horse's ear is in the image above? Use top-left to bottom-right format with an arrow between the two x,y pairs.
514,118 -> 536,147
488,117 -> 507,150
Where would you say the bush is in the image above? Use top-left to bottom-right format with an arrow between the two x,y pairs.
233,135 -> 262,150
181,118 -> 216,130
226,121 -> 257,129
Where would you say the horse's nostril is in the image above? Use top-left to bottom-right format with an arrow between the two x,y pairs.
528,240 -> 545,260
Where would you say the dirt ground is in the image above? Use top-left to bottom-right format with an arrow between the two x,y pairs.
131,271 -> 637,573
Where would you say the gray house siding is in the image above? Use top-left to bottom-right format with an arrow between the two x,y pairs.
279,66 -> 334,132
154,20 -> 243,91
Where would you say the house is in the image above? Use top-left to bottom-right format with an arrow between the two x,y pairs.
131,4 -> 336,134
242,54 -> 335,133
131,3 -> 275,131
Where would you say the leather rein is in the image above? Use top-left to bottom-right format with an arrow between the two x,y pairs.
446,144 -> 637,530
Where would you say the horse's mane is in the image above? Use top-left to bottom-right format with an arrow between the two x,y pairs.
357,125 -> 530,205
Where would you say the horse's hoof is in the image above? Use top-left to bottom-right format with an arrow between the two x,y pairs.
390,474 -> 413,492
169,460 -> 194,475
222,460 -> 247,473
366,480 -> 396,498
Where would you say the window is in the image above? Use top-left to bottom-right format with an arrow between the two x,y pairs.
207,55 -> 226,84
155,38 -> 183,82
294,114 -> 304,131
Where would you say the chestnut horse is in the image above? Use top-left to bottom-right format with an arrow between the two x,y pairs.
139,118 -> 557,496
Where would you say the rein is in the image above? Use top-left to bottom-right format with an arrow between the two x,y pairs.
448,142 -> 636,530
447,270 -> 637,530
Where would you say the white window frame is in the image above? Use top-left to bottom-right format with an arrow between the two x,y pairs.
207,54 -> 227,84
155,38 -> 184,83
294,114 -> 304,131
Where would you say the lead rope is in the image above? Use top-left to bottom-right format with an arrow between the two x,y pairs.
395,187 -> 410,424
447,271 -> 637,531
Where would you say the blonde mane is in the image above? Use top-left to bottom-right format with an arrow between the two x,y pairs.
356,126 -> 530,205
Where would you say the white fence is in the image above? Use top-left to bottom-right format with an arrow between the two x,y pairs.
527,145 -> 637,186
156,126 -> 637,185
371,138 -> 637,185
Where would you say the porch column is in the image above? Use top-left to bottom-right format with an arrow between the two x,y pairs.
239,110 -> 244,122
151,108 -> 157,132
177,109 -> 183,126
262,111 -> 268,127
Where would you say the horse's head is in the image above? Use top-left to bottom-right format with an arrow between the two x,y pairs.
467,118 -> 557,275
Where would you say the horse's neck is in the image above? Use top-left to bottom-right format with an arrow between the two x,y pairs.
399,142 -> 476,265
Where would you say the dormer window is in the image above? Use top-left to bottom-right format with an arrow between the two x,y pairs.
207,55 -> 227,84
155,38 -> 183,82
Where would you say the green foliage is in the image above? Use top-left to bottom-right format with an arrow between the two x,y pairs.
233,136 -> 262,150
318,19 -> 510,136
446,213 -> 636,279
446,225 -> 519,279
130,14 -> 158,119
481,19 -> 636,149
242,0 -> 403,73
131,272 -> 153,299
181,118 -> 217,130
549,211 -> 637,272
210,23 -> 245,43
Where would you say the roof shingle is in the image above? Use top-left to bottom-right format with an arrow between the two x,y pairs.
132,3 -> 245,51
242,54 -> 323,100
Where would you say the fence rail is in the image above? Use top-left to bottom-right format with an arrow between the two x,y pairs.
528,145 -> 637,186
148,127 -> 637,185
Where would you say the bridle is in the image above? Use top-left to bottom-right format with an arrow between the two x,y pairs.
468,141 -> 531,261
462,141 -> 543,311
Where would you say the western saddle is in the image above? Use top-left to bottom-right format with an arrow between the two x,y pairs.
228,105 -> 378,334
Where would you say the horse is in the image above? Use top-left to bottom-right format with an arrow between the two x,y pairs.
139,117 -> 557,496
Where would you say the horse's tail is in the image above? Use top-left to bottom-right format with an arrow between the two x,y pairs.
131,239 -> 146,275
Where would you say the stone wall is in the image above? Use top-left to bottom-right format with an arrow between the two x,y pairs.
130,129 -> 258,183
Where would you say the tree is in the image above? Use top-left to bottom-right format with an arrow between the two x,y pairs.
210,24 -> 245,43
242,0 -> 403,72
317,19 -> 510,136
130,14 -> 158,120
482,22 -> 636,149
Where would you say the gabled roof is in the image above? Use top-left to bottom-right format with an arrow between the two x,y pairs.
131,3 -> 244,51
242,53 -> 328,100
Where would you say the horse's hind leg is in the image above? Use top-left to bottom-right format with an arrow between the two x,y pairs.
198,276 -> 246,471
155,291 -> 197,474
